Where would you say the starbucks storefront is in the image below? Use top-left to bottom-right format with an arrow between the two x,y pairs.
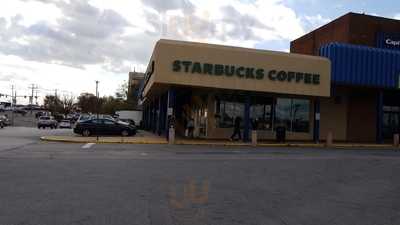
140,39 -> 331,142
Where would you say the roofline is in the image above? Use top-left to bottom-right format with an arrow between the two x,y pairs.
291,12 -> 400,44
157,39 -> 330,62
291,12 -> 351,43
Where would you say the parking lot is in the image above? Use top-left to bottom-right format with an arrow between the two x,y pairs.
0,127 -> 400,225
1,111 -> 40,127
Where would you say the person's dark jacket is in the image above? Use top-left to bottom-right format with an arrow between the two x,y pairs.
234,117 -> 242,129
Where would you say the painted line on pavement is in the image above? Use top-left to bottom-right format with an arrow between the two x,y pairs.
82,143 -> 95,149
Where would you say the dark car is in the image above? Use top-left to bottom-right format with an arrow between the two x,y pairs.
74,119 -> 136,137
0,115 -> 10,128
118,118 -> 135,126
0,115 -> 9,128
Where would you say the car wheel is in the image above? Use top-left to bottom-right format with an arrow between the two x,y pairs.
121,130 -> 130,137
82,129 -> 91,137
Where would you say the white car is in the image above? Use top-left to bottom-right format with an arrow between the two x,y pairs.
59,120 -> 72,129
37,116 -> 58,129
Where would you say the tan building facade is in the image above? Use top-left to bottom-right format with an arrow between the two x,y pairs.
140,13 -> 400,144
140,39 -> 331,141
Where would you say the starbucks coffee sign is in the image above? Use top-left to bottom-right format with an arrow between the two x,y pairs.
172,60 -> 321,85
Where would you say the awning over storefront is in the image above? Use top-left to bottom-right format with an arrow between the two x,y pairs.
320,42 -> 400,89
140,39 -> 331,100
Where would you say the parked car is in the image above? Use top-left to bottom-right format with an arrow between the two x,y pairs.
37,116 -> 58,129
53,113 -> 65,122
119,118 -> 135,126
35,111 -> 50,118
59,119 -> 72,129
76,114 -> 92,122
0,115 -> 10,127
74,118 -> 136,137
93,114 -> 115,121
0,116 -> 9,128
77,114 -> 114,123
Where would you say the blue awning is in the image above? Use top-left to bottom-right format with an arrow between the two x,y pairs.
320,43 -> 400,89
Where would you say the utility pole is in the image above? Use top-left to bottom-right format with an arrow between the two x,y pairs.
11,85 -> 14,126
29,84 -> 38,114
35,90 -> 38,105
95,81 -> 99,141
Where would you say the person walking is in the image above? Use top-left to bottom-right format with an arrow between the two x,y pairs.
187,117 -> 195,138
230,116 -> 242,141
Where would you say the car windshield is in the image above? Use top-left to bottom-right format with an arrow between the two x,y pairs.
40,117 -> 50,120
79,115 -> 90,121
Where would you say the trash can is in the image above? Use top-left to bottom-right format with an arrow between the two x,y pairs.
276,126 -> 286,143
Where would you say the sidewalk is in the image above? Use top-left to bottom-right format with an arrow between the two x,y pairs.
40,132 -> 399,149
41,130 -> 168,144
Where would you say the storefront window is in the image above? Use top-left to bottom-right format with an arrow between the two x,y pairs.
292,99 -> 310,133
215,96 -> 244,128
215,95 -> 309,132
275,98 -> 310,133
275,98 -> 292,130
383,105 -> 400,138
250,97 -> 272,130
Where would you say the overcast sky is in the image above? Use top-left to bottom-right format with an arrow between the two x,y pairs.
0,0 -> 399,104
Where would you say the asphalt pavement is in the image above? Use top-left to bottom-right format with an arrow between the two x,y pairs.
0,127 -> 400,225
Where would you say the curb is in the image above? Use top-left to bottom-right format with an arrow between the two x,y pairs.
332,144 -> 396,149
40,136 -> 168,145
40,136 -> 400,149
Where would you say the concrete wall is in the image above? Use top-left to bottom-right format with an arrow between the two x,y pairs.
346,90 -> 377,142
320,89 -> 348,141
320,87 -> 378,143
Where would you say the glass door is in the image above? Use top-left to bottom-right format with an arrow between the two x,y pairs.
383,106 -> 400,139
192,94 -> 208,138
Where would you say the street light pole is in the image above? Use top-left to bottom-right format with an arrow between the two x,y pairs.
11,85 -> 14,126
95,81 -> 99,141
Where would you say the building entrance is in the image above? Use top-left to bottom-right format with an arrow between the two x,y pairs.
383,91 -> 400,139
383,106 -> 400,139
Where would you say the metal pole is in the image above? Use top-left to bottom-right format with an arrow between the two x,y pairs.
11,85 -> 14,126
96,81 -> 99,142
30,84 -> 34,115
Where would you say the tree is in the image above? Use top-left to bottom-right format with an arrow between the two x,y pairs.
43,95 -> 63,114
101,96 -> 133,115
76,81 -> 137,115
77,93 -> 99,113
62,95 -> 75,115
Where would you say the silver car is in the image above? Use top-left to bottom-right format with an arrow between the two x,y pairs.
59,120 -> 72,129
38,116 -> 58,129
